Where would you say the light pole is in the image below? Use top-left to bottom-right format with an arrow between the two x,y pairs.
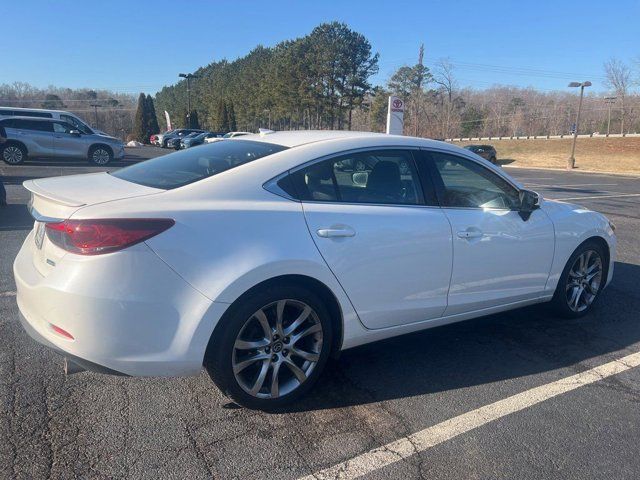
604,97 -> 616,136
179,73 -> 199,127
90,103 -> 101,129
567,81 -> 591,169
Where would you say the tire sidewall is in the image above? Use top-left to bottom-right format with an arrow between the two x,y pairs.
205,284 -> 333,410
552,241 -> 607,318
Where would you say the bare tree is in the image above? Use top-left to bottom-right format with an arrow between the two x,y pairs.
604,58 -> 632,134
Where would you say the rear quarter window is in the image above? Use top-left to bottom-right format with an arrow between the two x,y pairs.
112,139 -> 288,189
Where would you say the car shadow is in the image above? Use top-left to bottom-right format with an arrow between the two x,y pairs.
282,261 -> 639,413
0,204 -> 32,230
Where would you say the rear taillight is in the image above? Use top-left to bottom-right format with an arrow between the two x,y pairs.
45,218 -> 174,255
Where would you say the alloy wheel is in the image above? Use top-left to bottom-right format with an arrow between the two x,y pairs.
232,299 -> 323,399
565,249 -> 603,312
92,148 -> 111,165
3,146 -> 23,164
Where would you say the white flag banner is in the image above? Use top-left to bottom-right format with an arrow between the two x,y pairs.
386,96 -> 404,135
164,110 -> 172,131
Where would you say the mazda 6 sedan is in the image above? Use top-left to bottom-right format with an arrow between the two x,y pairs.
14,131 -> 616,409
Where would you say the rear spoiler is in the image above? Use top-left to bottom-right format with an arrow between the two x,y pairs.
23,179 -> 86,207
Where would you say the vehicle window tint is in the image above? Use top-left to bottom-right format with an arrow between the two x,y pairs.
0,119 -> 17,128
22,111 -> 53,118
0,110 -> 16,116
429,152 -> 520,209
112,139 -> 288,189
53,122 -> 73,133
10,119 -> 52,132
289,150 -> 424,205
61,115 -> 91,134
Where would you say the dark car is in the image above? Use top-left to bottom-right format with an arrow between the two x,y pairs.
180,131 -> 226,149
464,144 -> 498,164
161,129 -> 206,148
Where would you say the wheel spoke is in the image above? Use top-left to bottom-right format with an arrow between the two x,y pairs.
283,357 -> 307,383
291,347 -> 320,362
270,362 -> 281,398
291,323 -> 322,345
234,338 -> 270,350
275,300 -> 287,337
233,353 -> 270,374
253,309 -> 272,340
284,305 -> 311,336
570,285 -> 584,310
249,359 -> 270,395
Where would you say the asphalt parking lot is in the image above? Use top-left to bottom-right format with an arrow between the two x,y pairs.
1,148 -> 639,480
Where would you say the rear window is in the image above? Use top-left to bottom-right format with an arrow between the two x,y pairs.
112,139 -> 288,189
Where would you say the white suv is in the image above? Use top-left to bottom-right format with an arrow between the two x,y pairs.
0,117 -> 125,165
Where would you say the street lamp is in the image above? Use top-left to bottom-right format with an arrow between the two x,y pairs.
179,73 -> 200,127
567,81 -> 591,169
604,96 -> 616,136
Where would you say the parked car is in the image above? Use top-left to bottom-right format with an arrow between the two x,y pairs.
161,129 -> 205,148
0,107 -> 96,135
204,131 -> 250,143
180,131 -> 225,149
15,131 -> 616,409
464,144 -> 498,164
0,117 -> 125,165
153,130 -> 175,147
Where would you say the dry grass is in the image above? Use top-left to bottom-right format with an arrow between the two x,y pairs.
456,137 -> 640,175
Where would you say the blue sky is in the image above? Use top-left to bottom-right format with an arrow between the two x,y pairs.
2,0 -> 638,95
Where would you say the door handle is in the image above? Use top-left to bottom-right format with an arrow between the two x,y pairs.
457,229 -> 483,239
316,227 -> 356,238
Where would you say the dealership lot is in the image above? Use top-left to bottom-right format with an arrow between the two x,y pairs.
1,150 -> 639,479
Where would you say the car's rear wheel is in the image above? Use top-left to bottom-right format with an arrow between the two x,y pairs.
551,241 -> 606,318
88,145 -> 113,165
205,284 -> 332,410
1,143 -> 27,165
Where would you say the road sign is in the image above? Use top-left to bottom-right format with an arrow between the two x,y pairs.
386,96 -> 404,135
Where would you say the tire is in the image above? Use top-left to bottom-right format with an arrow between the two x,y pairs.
550,241 -> 607,319
162,139 -> 169,148
204,284 -> 333,410
490,155 -> 498,165
1,143 -> 27,165
88,145 -> 113,165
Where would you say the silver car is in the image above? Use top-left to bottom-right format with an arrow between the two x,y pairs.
0,117 -> 125,165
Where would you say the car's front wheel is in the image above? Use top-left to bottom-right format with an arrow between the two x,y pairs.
88,145 -> 113,165
551,241 -> 606,318
205,284 -> 332,410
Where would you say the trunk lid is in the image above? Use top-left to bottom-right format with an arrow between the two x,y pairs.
24,172 -> 164,276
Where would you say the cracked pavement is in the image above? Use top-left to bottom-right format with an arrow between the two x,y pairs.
1,150 -> 639,479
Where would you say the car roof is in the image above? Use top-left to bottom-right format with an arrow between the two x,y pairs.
238,130 -> 427,148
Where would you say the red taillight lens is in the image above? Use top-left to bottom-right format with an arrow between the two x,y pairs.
45,218 -> 174,255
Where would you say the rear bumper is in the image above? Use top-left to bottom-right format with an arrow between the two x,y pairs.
13,232 -> 228,377
114,145 -> 125,159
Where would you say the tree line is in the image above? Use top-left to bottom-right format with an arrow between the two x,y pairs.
154,22 -> 379,132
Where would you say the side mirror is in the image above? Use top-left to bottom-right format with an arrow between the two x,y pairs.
518,189 -> 540,221
69,129 -> 81,136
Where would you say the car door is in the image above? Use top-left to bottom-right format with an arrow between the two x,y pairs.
421,149 -> 554,315
52,121 -> 85,158
11,119 -> 54,156
288,148 -> 453,330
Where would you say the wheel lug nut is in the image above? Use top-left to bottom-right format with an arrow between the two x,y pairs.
265,347 -> 270,353
271,354 -> 278,362
283,350 -> 288,356
283,337 -> 289,344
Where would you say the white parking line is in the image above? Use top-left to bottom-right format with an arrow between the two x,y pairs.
0,291 -> 16,297
526,183 -> 619,188
551,193 -> 640,201
299,351 -> 640,480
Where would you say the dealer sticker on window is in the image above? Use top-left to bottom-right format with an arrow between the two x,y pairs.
34,221 -> 45,250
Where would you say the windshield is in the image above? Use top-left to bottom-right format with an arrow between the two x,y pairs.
112,139 -> 288,189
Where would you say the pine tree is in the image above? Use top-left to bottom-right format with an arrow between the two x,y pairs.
132,93 -> 147,143
145,95 -> 160,137
216,100 -> 230,131
188,109 -> 200,129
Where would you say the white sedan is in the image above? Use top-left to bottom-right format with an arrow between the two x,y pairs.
14,131 -> 616,409
203,131 -> 252,143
